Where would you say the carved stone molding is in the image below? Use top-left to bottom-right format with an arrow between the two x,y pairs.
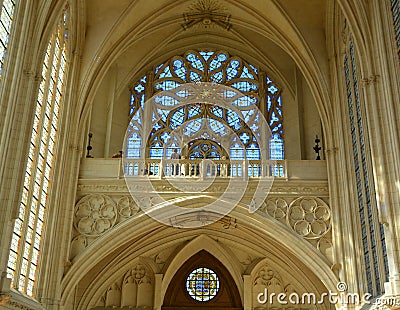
77,182 -> 329,196
117,196 -> 140,218
77,184 -> 128,192
0,298 -> 35,310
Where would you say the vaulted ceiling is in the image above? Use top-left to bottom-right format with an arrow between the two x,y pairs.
80,0 -> 329,106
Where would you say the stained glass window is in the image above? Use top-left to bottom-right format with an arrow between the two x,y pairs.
344,35 -> 389,296
0,0 -> 16,79
6,6 -> 69,297
391,0 -> 400,60
186,267 -> 219,302
188,140 -> 224,159
128,50 -> 284,160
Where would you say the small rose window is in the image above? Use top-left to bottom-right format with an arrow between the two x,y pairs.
186,267 -> 219,301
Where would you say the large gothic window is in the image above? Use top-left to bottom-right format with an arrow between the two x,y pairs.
344,35 -> 389,296
128,50 -> 284,161
6,6 -> 69,297
0,0 -> 16,80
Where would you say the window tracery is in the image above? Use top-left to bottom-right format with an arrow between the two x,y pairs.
6,6 -> 69,297
343,34 -> 389,296
128,50 -> 284,160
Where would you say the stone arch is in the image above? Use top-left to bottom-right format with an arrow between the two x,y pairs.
160,234 -> 244,303
61,208 -> 339,309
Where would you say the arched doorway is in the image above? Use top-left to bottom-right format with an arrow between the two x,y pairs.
162,250 -> 242,309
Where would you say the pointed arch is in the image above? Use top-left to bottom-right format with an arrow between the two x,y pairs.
161,234 -> 243,303
162,250 -> 242,309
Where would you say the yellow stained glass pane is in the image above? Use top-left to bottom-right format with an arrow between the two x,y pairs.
7,253 -> 17,273
18,275 -> 26,290
28,267 -> 35,282
33,234 -> 41,249
21,258 -> 28,274
0,23 -> 8,40
40,192 -> 47,205
31,249 -> 39,265
25,226 -> 35,243
3,0 -> 15,16
14,216 -> 23,233
33,178 -> 40,192
36,220 -> 43,236
44,165 -> 50,179
38,205 -> 45,219
23,172 -> 31,188
26,280 -> 34,296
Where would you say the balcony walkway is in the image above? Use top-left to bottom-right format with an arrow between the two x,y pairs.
79,158 -> 328,181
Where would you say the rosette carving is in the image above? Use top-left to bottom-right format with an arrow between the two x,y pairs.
74,194 -> 117,236
287,197 -> 331,239
264,198 -> 288,219
117,196 -> 139,218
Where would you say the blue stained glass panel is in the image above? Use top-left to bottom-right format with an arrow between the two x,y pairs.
129,50 -> 284,161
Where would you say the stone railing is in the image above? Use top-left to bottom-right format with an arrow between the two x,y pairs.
79,158 -> 328,181
124,158 -> 286,178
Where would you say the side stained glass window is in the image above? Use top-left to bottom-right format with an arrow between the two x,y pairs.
129,50 -> 284,160
391,0 -> 400,60
6,6 -> 69,297
344,35 -> 389,297
0,0 -> 16,79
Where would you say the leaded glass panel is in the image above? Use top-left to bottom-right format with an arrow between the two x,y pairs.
6,6 -> 69,297
344,36 -> 389,296
186,267 -> 219,302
